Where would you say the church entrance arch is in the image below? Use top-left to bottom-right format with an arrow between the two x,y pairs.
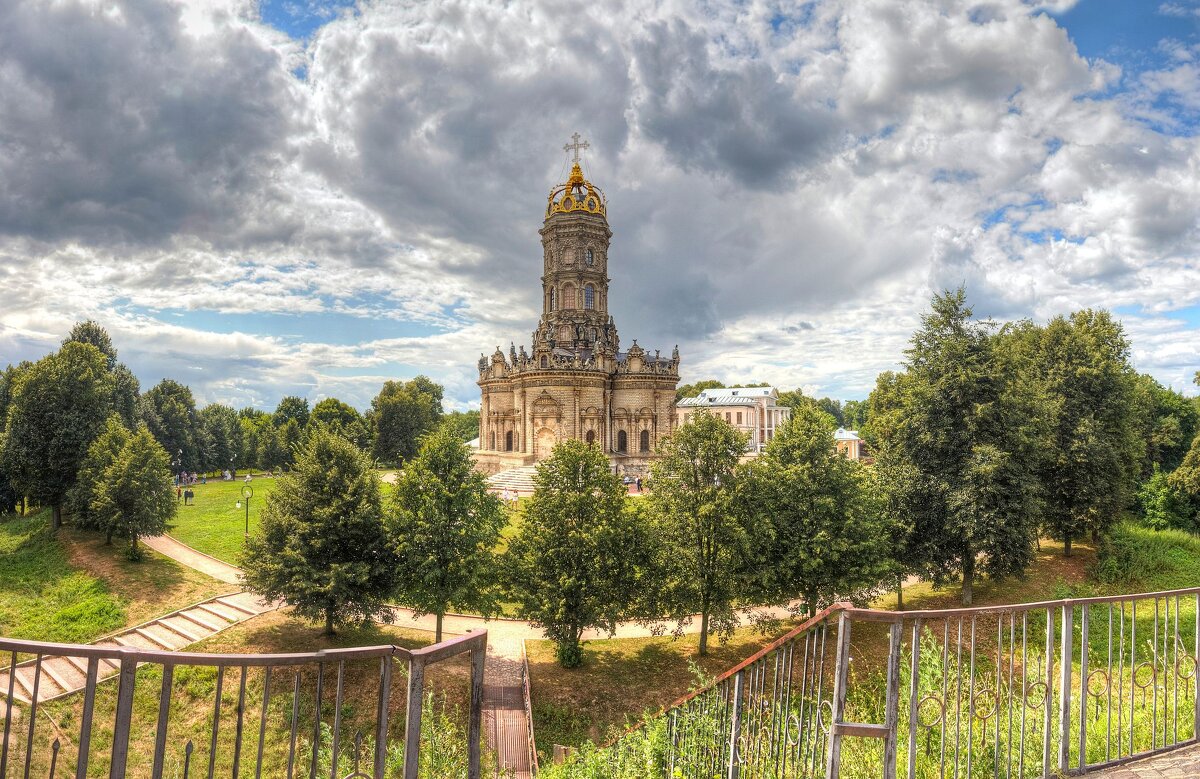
586,430 -> 595,446
505,431 -> 514,451
536,427 -> 557,458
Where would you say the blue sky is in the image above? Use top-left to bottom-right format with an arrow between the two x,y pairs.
0,0 -> 1197,411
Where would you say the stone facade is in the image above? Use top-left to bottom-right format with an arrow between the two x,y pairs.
475,156 -> 679,476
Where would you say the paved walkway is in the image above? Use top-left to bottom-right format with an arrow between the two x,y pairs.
142,534 -> 243,584
1091,744 -> 1200,777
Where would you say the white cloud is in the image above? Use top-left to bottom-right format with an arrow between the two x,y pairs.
0,0 -> 1198,409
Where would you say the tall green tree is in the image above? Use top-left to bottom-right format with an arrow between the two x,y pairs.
142,379 -> 201,472
441,410 -> 481,443
311,398 -> 370,449
1134,374 -> 1199,476
504,439 -> 647,667
675,379 -> 726,402
739,403 -> 889,615
389,427 -> 505,642
198,404 -> 241,473
67,415 -> 131,539
814,398 -> 844,426
842,399 -> 869,430
1028,311 -> 1143,554
241,429 -> 397,634
273,396 -> 311,429
1,343 -> 114,529
647,411 -> 751,655
91,426 -> 175,559
0,363 -> 30,515
869,290 -> 1042,605
63,320 -> 140,427
370,377 -> 444,465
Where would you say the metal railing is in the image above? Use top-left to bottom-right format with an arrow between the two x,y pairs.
0,630 -> 486,778
521,640 -> 540,775
599,587 -> 1200,778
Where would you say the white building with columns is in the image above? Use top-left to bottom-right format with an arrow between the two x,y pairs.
675,386 -> 791,453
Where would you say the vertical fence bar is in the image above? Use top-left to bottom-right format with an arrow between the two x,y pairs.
330,660 -> 345,779
825,611 -> 852,779
468,645 -> 485,779
1042,608 -> 1055,779
151,663 -> 175,778
74,656 -> 99,779
1079,605 -> 1089,772
1,650 -> 14,778
373,657 -> 393,779
22,654 -> 42,779
1058,604 -> 1073,773
256,666 -> 272,779
726,670 -> 745,779
883,621 -> 903,778
1195,593 -> 1199,743
907,619 -> 922,779
208,664 -> 225,779
402,657 -> 425,779
109,651 -> 138,779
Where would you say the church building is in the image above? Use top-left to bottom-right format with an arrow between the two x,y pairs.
474,137 -> 680,475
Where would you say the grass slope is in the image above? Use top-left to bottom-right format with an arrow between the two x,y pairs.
0,510 -> 226,643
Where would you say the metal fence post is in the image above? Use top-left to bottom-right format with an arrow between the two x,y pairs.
825,611 -> 852,779
906,619 -> 922,779
883,621 -> 903,778
1059,604 -> 1074,774
1042,608 -> 1055,778
373,655 -> 394,779
1078,606 -> 1090,771
726,670 -> 745,779
468,644 -> 486,779
108,650 -> 138,779
402,656 -> 426,779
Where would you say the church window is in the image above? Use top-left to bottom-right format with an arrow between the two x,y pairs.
505,431 -> 514,452
584,284 -> 595,309
562,283 -> 576,309
617,430 -> 628,453
549,288 -> 556,311
540,355 -> 548,368
639,429 -> 650,452
586,248 -> 594,266
586,430 -> 595,445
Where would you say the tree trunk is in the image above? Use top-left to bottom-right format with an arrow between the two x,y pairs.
105,528 -> 113,545
805,592 -> 817,618
324,610 -> 336,636
895,573 -> 904,611
51,504 -> 62,531
961,552 -> 974,606
699,610 -> 710,656
435,612 -> 444,644
1063,536 -> 1072,557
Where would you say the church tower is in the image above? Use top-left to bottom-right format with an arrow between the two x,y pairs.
475,135 -> 680,475
535,135 -> 616,360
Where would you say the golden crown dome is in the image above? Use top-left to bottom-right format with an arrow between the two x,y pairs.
546,162 -> 607,219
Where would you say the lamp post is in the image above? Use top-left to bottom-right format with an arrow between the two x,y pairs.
237,485 -> 253,537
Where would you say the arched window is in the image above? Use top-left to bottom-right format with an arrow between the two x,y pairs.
584,284 -> 595,309
549,287 -> 556,311
540,355 -> 548,368
562,283 -> 576,309
586,248 -> 594,266
586,430 -> 595,445
505,431 -> 514,451
617,430 -> 628,453
640,429 -> 651,452
489,432 -> 495,450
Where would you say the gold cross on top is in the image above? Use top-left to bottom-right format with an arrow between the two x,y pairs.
563,132 -> 590,163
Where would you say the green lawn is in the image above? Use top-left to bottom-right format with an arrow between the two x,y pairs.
0,509 -> 228,643
165,478 -> 279,564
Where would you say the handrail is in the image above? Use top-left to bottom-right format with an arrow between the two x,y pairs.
0,629 -> 488,779
595,586 -> 1200,778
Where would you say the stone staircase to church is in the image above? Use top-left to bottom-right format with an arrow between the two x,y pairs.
486,465 -> 539,497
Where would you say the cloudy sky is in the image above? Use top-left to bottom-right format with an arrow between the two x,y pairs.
1,0 -> 1198,411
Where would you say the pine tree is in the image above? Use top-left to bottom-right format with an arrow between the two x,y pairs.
68,415 -> 131,541
241,429 -> 397,634
389,426 -> 505,642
